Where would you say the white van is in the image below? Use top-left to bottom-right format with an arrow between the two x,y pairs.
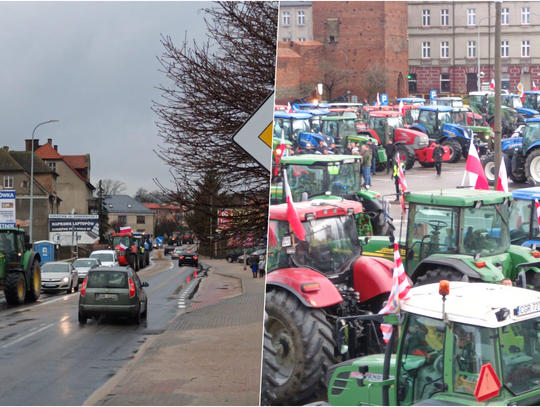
90,250 -> 119,267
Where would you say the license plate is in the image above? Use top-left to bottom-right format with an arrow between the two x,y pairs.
96,293 -> 118,300
185,256 -> 192,259
517,301 -> 540,316
43,284 -> 55,287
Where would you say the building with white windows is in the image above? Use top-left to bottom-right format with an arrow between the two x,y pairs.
408,1 -> 540,95
279,1 -> 313,42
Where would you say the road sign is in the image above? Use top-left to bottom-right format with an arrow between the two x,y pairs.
430,90 -> 437,105
0,190 -> 16,228
381,94 -> 388,106
232,92 -> 274,172
156,236 -> 164,244
474,363 -> 501,402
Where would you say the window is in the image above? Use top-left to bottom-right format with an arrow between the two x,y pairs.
3,176 -> 13,189
440,41 -> 449,58
282,37 -> 291,42
422,9 -> 430,26
467,9 -> 476,26
422,42 -> 431,58
501,40 -> 509,57
298,37 -> 306,42
467,41 -> 476,58
522,40 -> 530,57
297,10 -> 305,25
282,11 -> 290,26
441,9 -> 449,26
522,7 -> 530,25
48,162 -> 56,172
137,216 -> 145,224
502,8 -> 509,25
118,215 -> 127,223
441,74 -> 451,93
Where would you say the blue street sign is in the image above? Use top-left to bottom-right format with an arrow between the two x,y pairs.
381,94 -> 388,106
156,236 -> 164,244
430,90 -> 437,105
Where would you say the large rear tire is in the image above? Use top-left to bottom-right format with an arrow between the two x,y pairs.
265,289 -> 336,405
4,272 -> 26,305
26,260 -> 41,302
395,144 -> 416,170
481,155 -> 496,186
415,267 -> 470,286
261,330 -> 279,406
525,149 -> 540,186
441,139 -> 462,163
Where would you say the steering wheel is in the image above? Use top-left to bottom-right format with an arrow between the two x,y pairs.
428,220 -> 448,232
433,354 -> 444,374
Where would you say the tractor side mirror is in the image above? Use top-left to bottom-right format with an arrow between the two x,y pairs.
406,248 -> 415,261
516,269 -> 527,288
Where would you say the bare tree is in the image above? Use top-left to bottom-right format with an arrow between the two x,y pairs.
362,62 -> 388,104
316,61 -> 350,102
153,2 -> 277,243
99,179 -> 127,196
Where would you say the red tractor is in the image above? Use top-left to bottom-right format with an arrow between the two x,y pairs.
265,199 -> 394,404
111,232 -> 146,271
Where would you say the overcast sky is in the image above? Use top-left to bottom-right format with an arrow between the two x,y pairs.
0,1 -> 211,196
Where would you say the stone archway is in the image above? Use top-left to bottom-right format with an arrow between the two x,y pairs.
397,72 -> 406,98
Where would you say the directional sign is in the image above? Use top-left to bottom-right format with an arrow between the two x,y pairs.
156,236 -> 164,244
233,92 -> 274,172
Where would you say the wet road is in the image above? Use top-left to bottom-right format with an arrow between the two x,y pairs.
0,246 -> 198,406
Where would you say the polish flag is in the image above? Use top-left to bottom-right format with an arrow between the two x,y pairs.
287,102 -> 294,113
395,153 -> 408,215
120,226 -> 132,233
378,243 -> 412,343
376,93 -> 381,106
490,78 -> 495,90
496,162 -> 509,193
534,81 -> 538,91
283,170 -> 306,241
274,130 -> 287,176
399,100 -> 405,116
536,200 -> 540,228
119,243 -> 128,250
465,143 -> 489,190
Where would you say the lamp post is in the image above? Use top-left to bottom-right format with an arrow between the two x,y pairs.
477,15 -> 496,91
29,120 -> 59,243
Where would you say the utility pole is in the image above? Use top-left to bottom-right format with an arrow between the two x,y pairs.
494,1 -> 502,189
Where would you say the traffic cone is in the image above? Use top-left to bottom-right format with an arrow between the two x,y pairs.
187,276 -> 191,283
194,270 -> 198,277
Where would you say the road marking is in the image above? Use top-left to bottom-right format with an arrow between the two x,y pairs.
1,322 -> 57,348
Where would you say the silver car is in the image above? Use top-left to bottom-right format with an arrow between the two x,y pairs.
41,261 -> 79,294
73,258 -> 102,283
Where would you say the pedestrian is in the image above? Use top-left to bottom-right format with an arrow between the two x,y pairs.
433,141 -> 444,176
393,156 -> 405,201
368,139 -> 378,175
299,143 -> 313,154
316,139 -> 326,154
329,143 -> 342,155
251,260 -> 259,278
344,142 -> 353,155
501,278 -> 512,287
385,139 -> 396,176
258,255 -> 266,278
361,144 -> 372,188
321,147 -> 330,155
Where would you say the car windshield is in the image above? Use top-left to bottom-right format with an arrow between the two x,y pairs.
509,199 -> 534,245
0,232 -> 16,254
74,260 -> 96,268
112,236 -> 130,247
503,96 -> 523,109
461,204 -> 510,256
499,316 -> 540,395
286,165 -> 325,200
42,263 -> 69,273
87,271 -> 128,289
451,111 -> 468,126
524,94 -> 540,110
91,253 -> 114,262
337,119 -> 357,137
329,161 -> 362,195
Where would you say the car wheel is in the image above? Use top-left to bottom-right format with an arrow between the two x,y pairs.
74,280 -> 79,292
142,300 -> 148,319
66,282 -> 73,294
195,262 -> 199,268
132,306 -> 141,325
227,257 -> 233,263
78,312 -> 87,324
178,262 -> 182,267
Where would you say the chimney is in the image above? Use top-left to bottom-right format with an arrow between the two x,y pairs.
54,145 -> 58,151
25,139 -> 32,151
33,139 -> 39,151
48,138 -> 52,145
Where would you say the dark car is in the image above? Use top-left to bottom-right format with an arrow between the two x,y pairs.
226,249 -> 244,263
178,249 -> 199,267
78,266 -> 149,325
237,246 -> 266,265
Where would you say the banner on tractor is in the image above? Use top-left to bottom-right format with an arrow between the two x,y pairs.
49,214 -> 99,246
0,190 -> 16,228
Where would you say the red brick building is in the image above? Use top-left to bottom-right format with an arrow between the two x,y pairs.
276,1 -> 409,103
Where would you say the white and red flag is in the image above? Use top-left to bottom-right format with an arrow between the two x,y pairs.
283,170 -> 306,241
376,93 -> 381,107
274,130 -> 287,176
496,161 -> 509,193
379,242 -> 412,343
119,243 -> 128,250
120,226 -> 132,233
490,78 -> 495,90
534,81 -> 538,91
398,100 -> 405,116
287,102 -> 294,113
536,200 -> 540,228
395,153 -> 408,214
465,142 -> 489,190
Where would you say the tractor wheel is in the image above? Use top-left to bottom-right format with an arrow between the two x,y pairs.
525,149 -> 540,186
26,260 -> 41,302
419,161 -> 435,168
4,272 -> 26,305
395,144 -> 416,170
130,254 -> 139,271
265,288 -> 336,405
510,168 -> 527,184
367,210 -> 395,237
441,139 -> 462,163
415,267 -> 470,286
261,330 -> 279,406
481,155 -> 496,186
375,162 -> 387,172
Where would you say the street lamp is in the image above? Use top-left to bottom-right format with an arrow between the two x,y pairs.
477,15 -> 496,91
29,120 -> 59,243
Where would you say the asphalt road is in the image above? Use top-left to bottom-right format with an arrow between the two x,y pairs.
0,245 -> 198,406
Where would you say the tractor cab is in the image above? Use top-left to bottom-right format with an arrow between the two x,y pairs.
502,94 -> 540,118
326,282 -> 540,406
0,229 -> 26,263
524,91 -> 540,112
368,111 -> 403,145
435,96 -> 464,108
273,111 -> 313,147
396,97 -> 426,106
510,187 -> 540,247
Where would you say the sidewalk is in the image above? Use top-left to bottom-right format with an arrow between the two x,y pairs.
86,259 -> 265,406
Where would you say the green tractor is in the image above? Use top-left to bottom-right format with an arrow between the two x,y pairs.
362,189 -> 540,287
270,154 -> 394,237
324,281 -> 540,405
0,227 -> 42,305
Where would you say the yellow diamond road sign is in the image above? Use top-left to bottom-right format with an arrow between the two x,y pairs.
233,92 -> 274,172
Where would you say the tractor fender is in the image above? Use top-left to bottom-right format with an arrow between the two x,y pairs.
26,252 -> 41,271
526,140 -> 540,154
266,268 -> 343,308
409,124 -> 427,134
522,240 -> 540,248
352,256 -> 393,302
410,257 -> 482,283
442,124 -> 472,140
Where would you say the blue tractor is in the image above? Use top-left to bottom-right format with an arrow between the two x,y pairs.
409,105 -> 474,162
273,111 -> 335,150
502,93 -> 540,119
509,187 -> 540,249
